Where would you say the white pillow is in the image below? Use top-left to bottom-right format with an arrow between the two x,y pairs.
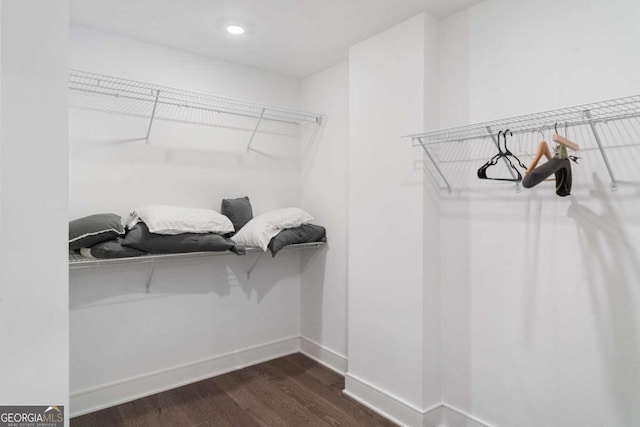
129,205 -> 234,235
231,207 -> 313,251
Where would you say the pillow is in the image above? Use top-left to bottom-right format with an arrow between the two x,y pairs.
129,205 -> 234,235
80,237 -> 147,259
69,213 -> 124,250
122,223 -> 245,255
231,207 -> 313,251
268,224 -> 326,257
221,196 -> 253,233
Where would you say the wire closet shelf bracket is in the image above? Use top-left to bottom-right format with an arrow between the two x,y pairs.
69,242 -> 326,291
69,69 -> 325,151
404,94 -> 640,193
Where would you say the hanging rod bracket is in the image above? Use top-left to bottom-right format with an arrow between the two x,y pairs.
584,110 -> 618,191
145,89 -> 160,144
416,137 -> 452,194
247,108 -> 266,152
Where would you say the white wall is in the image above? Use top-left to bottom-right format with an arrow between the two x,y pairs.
300,61 -> 349,370
71,26 -> 299,106
70,253 -> 302,415
439,0 -> 640,426
68,27 -> 314,416
69,25 -> 303,219
0,0 -> 69,423
65,2 -> 640,425
346,14 -> 441,426
421,12 -> 443,415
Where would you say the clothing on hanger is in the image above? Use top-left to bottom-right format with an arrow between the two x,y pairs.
522,155 -> 573,196
526,141 -> 552,174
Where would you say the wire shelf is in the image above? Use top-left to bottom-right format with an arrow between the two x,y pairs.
69,241 -> 326,270
404,94 -> 640,193
69,69 -> 325,150
405,95 -> 640,145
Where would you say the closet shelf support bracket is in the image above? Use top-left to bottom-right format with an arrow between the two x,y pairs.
145,89 -> 160,144
247,108 -> 266,152
246,252 -> 265,280
417,137 -> 452,194
584,110 -> 617,191
145,261 -> 155,294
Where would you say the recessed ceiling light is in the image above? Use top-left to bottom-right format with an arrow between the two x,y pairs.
226,25 -> 245,35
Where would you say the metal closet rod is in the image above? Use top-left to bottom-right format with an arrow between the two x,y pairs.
68,69 -> 323,124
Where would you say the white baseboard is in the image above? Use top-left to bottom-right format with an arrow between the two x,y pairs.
71,336 -> 493,427
344,373 -> 494,427
70,336 -> 300,418
299,336 -> 348,375
423,406 -> 444,427
441,404 -> 493,427
344,372 -> 431,426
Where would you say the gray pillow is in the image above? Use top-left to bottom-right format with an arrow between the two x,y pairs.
122,223 -> 246,255
221,196 -> 253,234
268,224 -> 326,257
83,238 -> 147,259
69,213 -> 124,250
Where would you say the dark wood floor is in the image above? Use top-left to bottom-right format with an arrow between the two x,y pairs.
71,353 -> 397,427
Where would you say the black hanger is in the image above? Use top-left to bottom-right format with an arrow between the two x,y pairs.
501,130 -> 527,169
477,129 -> 527,181
477,130 -> 506,179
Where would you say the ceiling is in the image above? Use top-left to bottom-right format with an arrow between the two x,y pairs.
71,0 -> 484,78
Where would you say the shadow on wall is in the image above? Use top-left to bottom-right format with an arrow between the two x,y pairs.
522,192 -> 545,346
301,247 -> 327,277
69,135 -> 301,170
69,251 -> 301,310
299,248 -> 328,338
567,173 -> 640,426
300,114 -> 327,163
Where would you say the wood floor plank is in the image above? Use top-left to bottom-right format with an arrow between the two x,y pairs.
257,360 -> 357,427
227,364 -> 328,427
70,407 -> 124,427
162,381 -> 231,426
116,396 -> 162,427
284,353 -> 345,388
141,389 -> 195,427
212,370 -> 290,427
71,353 -> 398,427
273,356 -> 396,427
190,378 -> 261,427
